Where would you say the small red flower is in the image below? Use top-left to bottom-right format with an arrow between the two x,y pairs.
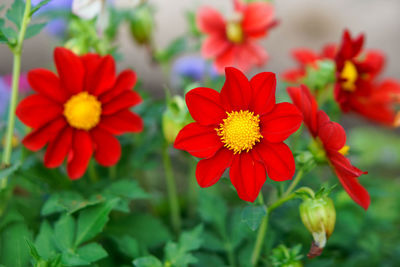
282,45 -> 336,83
16,47 -> 143,179
288,85 -> 370,210
174,67 -> 302,202
196,0 -> 276,73
335,29 -> 400,126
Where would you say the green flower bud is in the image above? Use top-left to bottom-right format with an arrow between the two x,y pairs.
130,4 -> 154,45
162,95 -> 192,144
299,195 -> 336,258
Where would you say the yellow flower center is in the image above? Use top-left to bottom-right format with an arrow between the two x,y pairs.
216,110 -> 263,154
340,61 -> 358,92
226,21 -> 244,44
63,92 -> 102,130
338,145 -> 350,156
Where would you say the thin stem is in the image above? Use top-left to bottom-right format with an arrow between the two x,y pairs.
88,160 -> 99,183
162,144 -> 181,233
268,193 -> 296,214
1,0 -> 32,189
282,169 -> 304,198
251,193 -> 269,266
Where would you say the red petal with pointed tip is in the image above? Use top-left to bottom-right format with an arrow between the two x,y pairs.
100,70 -> 137,103
67,130 -> 93,179
100,110 -> 143,135
186,87 -> 226,125
214,46 -> 235,73
220,67 -> 252,111
229,152 -> 266,202
91,127 -> 121,166
196,148 -> 233,187
317,111 -> 346,151
44,127 -> 73,168
260,102 -> 303,143
196,6 -> 226,35
293,49 -> 319,65
102,90 -> 142,115
250,72 -> 276,115
174,122 -> 222,159
82,54 -> 116,96
201,36 -> 230,58
242,2 -> 274,38
28,69 -> 69,103
54,47 -> 84,94
255,141 -> 295,182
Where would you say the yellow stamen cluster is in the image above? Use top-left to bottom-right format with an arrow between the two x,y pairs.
226,21 -> 244,44
216,110 -> 263,154
340,61 -> 358,92
338,145 -> 350,156
64,92 -> 102,130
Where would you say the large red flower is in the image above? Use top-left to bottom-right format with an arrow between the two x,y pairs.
334,30 -> 400,126
16,47 -> 143,179
288,85 -> 370,210
174,67 -> 303,202
196,0 -> 276,73
282,45 -> 336,83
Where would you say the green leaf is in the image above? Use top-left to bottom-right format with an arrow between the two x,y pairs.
0,161 -> 21,180
35,221 -> 57,260
54,214 -> 76,251
241,204 -> 267,231
155,36 -> 187,63
6,0 -> 25,29
104,179 -> 149,200
198,191 -> 227,235
26,239 -> 41,261
30,0 -> 52,16
25,23 -> 46,39
133,256 -> 162,267
0,222 -> 33,267
75,198 -> 118,246
111,235 -> 140,258
76,243 -> 108,263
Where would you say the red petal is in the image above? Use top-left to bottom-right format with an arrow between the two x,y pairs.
328,151 -> 370,210
185,87 -> 226,125
82,54 -> 116,96
250,72 -> 276,115
100,110 -> 143,135
214,47 -> 235,73
196,148 -> 232,187
67,130 -> 93,179
91,127 -> 121,166
235,43 -> 269,72
44,127 -> 73,168
22,117 -> 66,151
99,70 -> 137,103
220,67 -> 252,111
317,111 -> 346,151
287,85 -> 318,136
54,47 -> 84,94
255,141 -> 295,181
201,35 -> 230,58
242,2 -> 274,38
174,122 -> 222,159
28,69 -> 69,103
196,6 -> 226,35
292,49 -> 319,65
229,152 -> 266,202
102,90 -> 142,115
16,94 -> 63,129
281,69 -> 305,83
260,102 -> 303,143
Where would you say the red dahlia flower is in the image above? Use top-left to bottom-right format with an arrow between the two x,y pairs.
288,85 -> 370,210
174,67 -> 302,202
335,29 -> 400,126
16,47 -> 143,179
196,0 -> 276,73
282,45 -> 336,83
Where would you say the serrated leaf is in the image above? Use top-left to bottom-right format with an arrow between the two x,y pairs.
25,23 -> 46,39
54,214 -> 75,251
35,220 -> 57,260
241,205 -> 267,231
76,243 -> 108,263
133,256 -> 162,267
74,198 -> 118,246
6,0 -> 25,29
30,0 -> 51,16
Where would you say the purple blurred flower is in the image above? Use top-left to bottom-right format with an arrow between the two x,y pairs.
0,78 -> 10,118
0,74 -> 31,118
171,56 -> 219,86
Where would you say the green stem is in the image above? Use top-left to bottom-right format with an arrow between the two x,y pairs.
251,193 -> 269,266
88,160 -> 99,183
1,0 -> 32,189
162,144 -> 181,233
282,169 -> 304,198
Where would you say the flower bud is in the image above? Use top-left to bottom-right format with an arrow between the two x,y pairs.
130,4 -> 154,45
299,196 -> 336,258
162,95 -> 191,144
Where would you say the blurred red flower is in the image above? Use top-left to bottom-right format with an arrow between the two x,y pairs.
196,0 -> 276,73
174,67 -> 302,202
16,47 -> 143,179
288,85 -> 370,210
335,30 -> 400,126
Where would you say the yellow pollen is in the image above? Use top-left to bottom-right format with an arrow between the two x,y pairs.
340,61 -> 358,92
63,92 -> 102,130
226,21 -> 244,44
338,145 -> 350,156
216,110 -> 263,154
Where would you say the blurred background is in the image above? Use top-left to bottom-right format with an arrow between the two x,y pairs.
1,0 -> 400,94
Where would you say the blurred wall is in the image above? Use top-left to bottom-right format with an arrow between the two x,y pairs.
0,0 -> 399,95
